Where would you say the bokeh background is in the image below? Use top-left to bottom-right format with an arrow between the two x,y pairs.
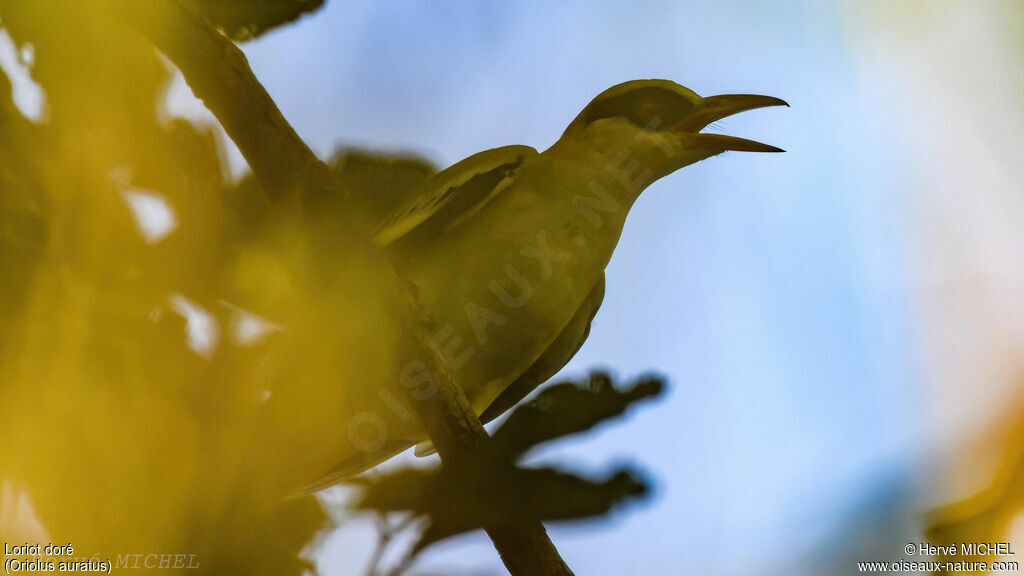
3,1 -> 1024,574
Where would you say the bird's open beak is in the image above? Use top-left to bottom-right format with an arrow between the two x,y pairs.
677,94 -> 788,153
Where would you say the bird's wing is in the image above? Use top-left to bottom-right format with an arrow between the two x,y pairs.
373,145 -> 537,246
479,275 -> 606,424
412,276 -> 606,458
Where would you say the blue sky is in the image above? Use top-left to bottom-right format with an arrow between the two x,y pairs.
226,1 -> 930,573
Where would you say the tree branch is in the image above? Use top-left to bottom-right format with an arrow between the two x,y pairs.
123,2 -> 575,572
118,0 -> 337,205
410,345 -> 575,576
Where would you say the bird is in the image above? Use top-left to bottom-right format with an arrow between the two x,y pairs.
301,79 -> 786,490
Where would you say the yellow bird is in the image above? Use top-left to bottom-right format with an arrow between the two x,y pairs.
304,79 -> 786,489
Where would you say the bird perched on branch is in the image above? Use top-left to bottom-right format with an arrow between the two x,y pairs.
304,79 -> 786,488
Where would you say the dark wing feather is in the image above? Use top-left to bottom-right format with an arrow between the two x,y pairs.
480,275 -> 606,424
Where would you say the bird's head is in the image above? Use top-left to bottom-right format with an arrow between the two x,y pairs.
557,79 -> 786,190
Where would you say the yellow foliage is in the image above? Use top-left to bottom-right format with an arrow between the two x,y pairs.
0,4 -> 411,572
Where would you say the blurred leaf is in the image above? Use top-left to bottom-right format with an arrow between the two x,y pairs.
924,391 -> 1024,574
354,464 -> 647,552
0,67 -> 48,351
181,0 -> 326,41
490,372 -> 664,459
